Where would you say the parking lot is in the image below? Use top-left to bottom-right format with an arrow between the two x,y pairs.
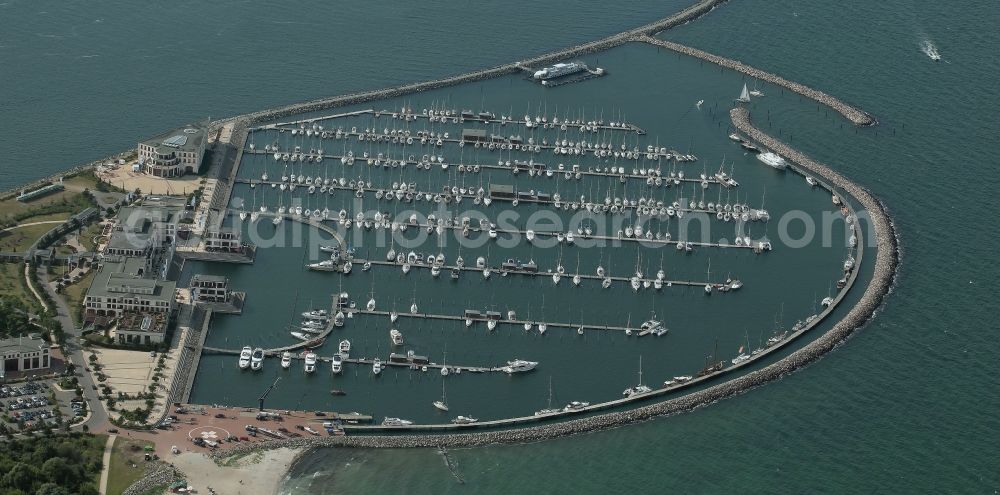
0,381 -> 87,431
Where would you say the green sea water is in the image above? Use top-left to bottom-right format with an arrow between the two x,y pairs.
5,0 -> 999,492
282,1 -> 1000,493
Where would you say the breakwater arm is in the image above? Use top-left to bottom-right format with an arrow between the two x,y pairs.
640,36 -> 875,126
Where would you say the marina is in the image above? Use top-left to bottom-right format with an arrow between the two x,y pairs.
153,11 -> 889,431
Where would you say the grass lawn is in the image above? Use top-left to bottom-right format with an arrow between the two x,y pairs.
0,177 -> 95,218
0,212 -> 70,252
107,436 -> 156,495
62,269 -> 96,327
0,262 -> 36,309
78,221 -> 107,252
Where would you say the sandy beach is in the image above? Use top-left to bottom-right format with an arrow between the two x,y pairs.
169,447 -> 302,495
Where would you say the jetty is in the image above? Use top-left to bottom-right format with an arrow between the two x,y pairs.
640,36 -> 876,126
321,256 -> 740,292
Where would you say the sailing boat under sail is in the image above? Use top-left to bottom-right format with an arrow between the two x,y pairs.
735,83 -> 751,103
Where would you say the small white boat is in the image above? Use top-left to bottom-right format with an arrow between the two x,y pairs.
331,354 -> 343,374
280,351 -> 292,369
250,348 -> 264,371
304,352 -> 317,373
757,152 -> 787,170
339,339 -> 351,357
451,416 -> 478,424
372,358 -> 383,375
302,309 -> 328,320
238,346 -> 252,370
381,417 -> 412,426
562,401 -> 590,412
390,329 -> 404,345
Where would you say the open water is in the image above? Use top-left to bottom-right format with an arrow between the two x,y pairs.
4,0 -> 998,492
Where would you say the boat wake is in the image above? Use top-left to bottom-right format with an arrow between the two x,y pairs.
920,39 -> 941,61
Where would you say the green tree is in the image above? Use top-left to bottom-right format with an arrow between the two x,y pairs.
40,458 -> 74,486
34,483 -> 68,495
2,463 -> 36,492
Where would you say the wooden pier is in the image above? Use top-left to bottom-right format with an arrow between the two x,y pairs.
257,108 -> 646,135
242,149 -> 721,186
316,255 -> 738,293
234,181 -> 766,236
255,128 -> 693,163
253,206 -> 765,252
347,307 -> 645,335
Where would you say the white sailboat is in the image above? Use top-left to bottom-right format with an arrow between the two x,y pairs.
433,379 -> 449,412
535,376 -> 561,416
622,355 -> 653,397
736,83 -> 751,103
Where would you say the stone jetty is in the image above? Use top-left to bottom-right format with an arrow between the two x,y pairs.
640,36 -> 876,126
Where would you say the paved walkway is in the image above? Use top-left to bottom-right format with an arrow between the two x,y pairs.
24,264 -> 49,311
99,433 -> 117,495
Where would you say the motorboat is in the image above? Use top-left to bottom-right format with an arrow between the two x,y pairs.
757,152 -> 787,170
451,416 -> 478,424
390,329 -> 404,345
640,319 -> 668,337
381,417 -> 413,426
238,346 -> 252,369
502,359 -> 538,374
281,351 -> 292,369
331,354 -> 343,374
338,339 -> 351,357
623,384 -> 653,398
562,401 -> 590,412
302,309 -> 328,320
250,348 -> 264,371
304,352 -> 317,373
372,358 -> 383,375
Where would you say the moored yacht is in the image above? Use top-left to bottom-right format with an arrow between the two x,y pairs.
757,151 -> 788,170
390,329 -> 404,345
238,346 -> 252,370
338,339 -> 351,357
304,352 -> 317,373
381,417 -> 413,427
250,347 -> 264,371
502,359 -> 538,374
451,416 -> 478,424
302,309 -> 328,320
331,354 -> 343,374
281,351 -> 292,369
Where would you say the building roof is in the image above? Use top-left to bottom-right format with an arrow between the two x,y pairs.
118,312 -> 167,334
191,274 -> 227,284
139,119 -> 209,156
117,205 -> 183,232
107,231 -> 153,252
85,258 -> 176,302
0,334 -> 47,354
